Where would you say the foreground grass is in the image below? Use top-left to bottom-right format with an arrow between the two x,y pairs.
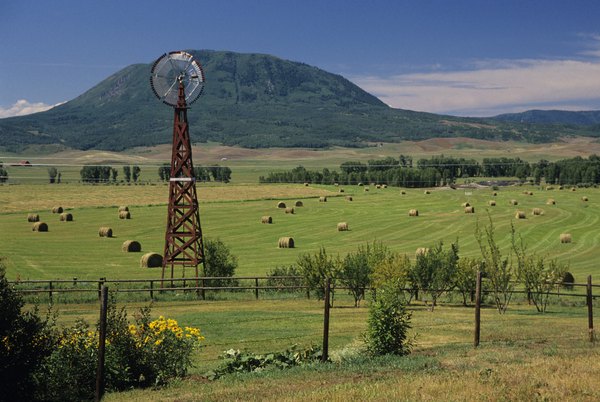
52,297 -> 596,402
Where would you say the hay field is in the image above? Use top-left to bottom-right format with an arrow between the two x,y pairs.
1,182 -> 599,281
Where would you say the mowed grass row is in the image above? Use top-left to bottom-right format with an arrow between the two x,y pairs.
1,182 -> 599,281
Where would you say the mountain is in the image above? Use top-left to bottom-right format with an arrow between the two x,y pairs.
1,50 -> 599,152
493,109 -> 600,126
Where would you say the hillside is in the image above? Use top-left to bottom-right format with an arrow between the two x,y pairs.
493,109 -> 600,125
1,50 -> 598,152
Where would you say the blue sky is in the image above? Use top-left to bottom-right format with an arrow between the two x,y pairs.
2,0 -> 600,118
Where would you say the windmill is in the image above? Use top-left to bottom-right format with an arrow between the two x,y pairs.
150,51 -> 206,287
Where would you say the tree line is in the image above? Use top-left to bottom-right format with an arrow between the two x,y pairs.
260,154 -> 600,187
80,165 -> 141,183
157,163 -> 232,183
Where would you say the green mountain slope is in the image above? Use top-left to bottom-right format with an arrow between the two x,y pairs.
1,50 -> 598,152
493,109 -> 600,126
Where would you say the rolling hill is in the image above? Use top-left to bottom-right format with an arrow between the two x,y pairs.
1,50 -> 599,152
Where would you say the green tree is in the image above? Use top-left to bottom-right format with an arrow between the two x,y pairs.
132,165 -> 141,182
158,163 -> 170,181
364,284 -> 412,356
111,168 -> 118,182
0,166 -> 8,183
339,241 -> 389,307
47,167 -> 58,184
454,257 -> 480,306
123,165 -> 131,182
475,216 -> 515,314
203,238 -> 238,287
409,241 -> 459,310
297,247 -> 339,302
512,231 -> 568,313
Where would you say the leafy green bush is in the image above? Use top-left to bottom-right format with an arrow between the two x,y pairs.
203,238 -> 239,287
364,285 -> 412,356
266,265 -> 303,292
297,247 -> 339,302
207,345 -> 322,380
0,261 -> 55,401
36,300 -> 204,401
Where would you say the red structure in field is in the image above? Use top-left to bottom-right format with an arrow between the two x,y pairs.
150,51 -> 206,286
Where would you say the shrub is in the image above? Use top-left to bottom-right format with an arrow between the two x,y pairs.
0,262 -> 56,401
203,238 -> 238,287
207,345 -> 322,380
297,247 -> 339,302
37,300 -> 204,400
364,285 -> 412,356
266,265 -> 303,293
371,252 -> 412,301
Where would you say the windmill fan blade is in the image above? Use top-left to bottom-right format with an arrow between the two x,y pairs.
150,51 -> 205,107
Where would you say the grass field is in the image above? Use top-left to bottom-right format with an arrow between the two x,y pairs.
3,141 -> 600,400
1,180 -> 599,281
44,297 -> 599,401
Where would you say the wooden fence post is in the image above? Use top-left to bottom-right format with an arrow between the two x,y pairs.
587,275 -> 594,343
255,278 -> 259,300
149,280 -> 154,300
322,278 -> 331,362
48,281 -> 53,304
95,285 -> 108,402
474,270 -> 482,348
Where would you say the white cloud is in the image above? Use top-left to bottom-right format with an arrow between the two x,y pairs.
350,58 -> 600,117
0,99 -> 60,118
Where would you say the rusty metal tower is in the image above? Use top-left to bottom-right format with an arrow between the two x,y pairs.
150,51 -> 206,286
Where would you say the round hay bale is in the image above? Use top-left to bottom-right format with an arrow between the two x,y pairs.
510,199 -> 519,206
408,209 -> 419,217
492,192 -> 498,196
488,200 -> 496,206
295,200 -> 303,207
118,206 -> 129,212
99,227 -> 113,237
546,198 -> 556,205
337,222 -> 349,231
59,212 -> 73,221
122,240 -> 141,252
304,182 -> 309,187
401,190 -> 406,195
278,237 -> 294,248
560,233 -> 572,243
319,196 -> 327,202
582,196 -> 589,202
515,211 -> 526,219
51,206 -> 63,214
571,187 -> 577,191
558,186 -> 564,190
415,247 -> 429,257
358,182 -> 364,186
545,186 -> 554,190
376,184 -> 381,189
261,215 -> 273,224
345,196 -> 353,201
461,202 -> 471,207
339,188 -> 345,193
32,222 -> 48,232
364,187 -> 369,192
27,213 -> 40,222
334,183 -> 339,186
532,208 -> 543,216
464,206 -> 475,214
285,207 -> 295,214
528,191 -> 533,196
277,201 -> 286,208
141,252 -> 162,268
424,190 -> 430,194
382,184 -> 388,189
119,210 -> 131,219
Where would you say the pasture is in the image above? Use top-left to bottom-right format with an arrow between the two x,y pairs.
0,180 -> 598,281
